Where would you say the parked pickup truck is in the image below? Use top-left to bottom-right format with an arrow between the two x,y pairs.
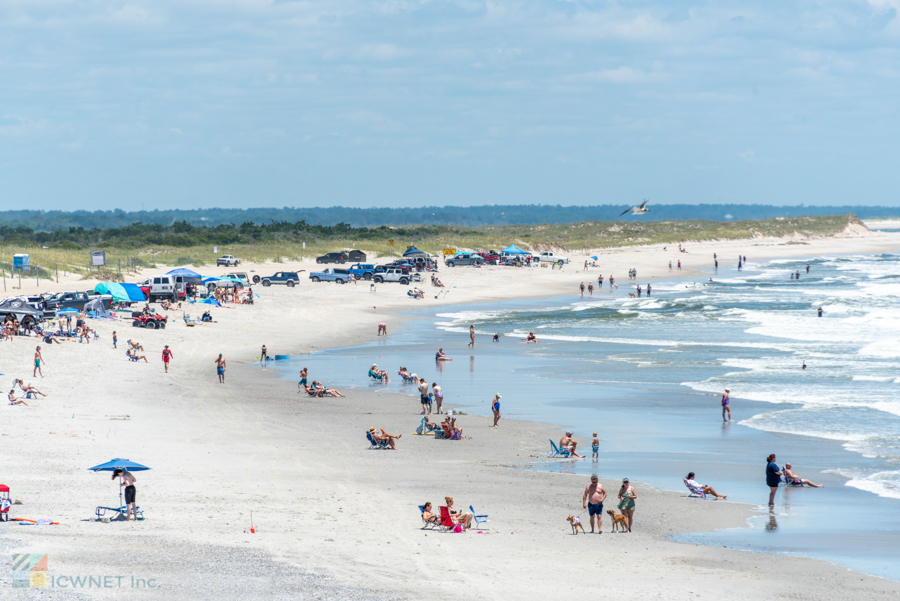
254,271 -> 300,287
349,263 -> 377,281
536,252 -> 568,264
309,268 -> 352,284
373,268 -> 421,285
445,253 -> 484,267
44,291 -> 113,312
216,255 -> 240,267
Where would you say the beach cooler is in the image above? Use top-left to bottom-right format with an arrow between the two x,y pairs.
0,484 -> 10,522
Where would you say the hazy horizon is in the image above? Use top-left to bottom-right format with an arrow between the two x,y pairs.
3,1 -> 900,210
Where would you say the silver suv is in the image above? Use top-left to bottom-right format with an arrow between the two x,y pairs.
373,268 -> 422,285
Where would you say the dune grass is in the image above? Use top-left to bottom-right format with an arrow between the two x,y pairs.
0,214 -> 863,281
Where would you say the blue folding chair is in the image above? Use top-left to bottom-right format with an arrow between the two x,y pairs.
782,466 -> 804,487
367,431 -> 390,449
419,505 -> 443,530
549,439 -> 572,458
470,505 -> 490,529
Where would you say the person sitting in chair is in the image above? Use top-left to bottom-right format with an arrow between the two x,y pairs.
685,472 -> 727,499
444,496 -> 473,530
128,339 -> 144,351
421,502 -> 439,524
560,432 -> 585,458
368,364 -> 390,381
16,380 -> 46,398
784,463 -> 824,488
202,311 -> 212,322
127,349 -> 149,363
8,390 -> 29,406
369,427 -> 401,449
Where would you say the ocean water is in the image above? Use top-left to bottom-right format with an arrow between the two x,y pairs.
277,253 -> 900,580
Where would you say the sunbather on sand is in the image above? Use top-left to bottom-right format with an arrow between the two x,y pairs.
435,348 -> 451,361
16,380 -> 46,398
422,502 -> 439,524
128,340 -> 144,351
444,496 -> 473,530
315,381 -> 345,397
685,472 -> 727,499
8,390 -> 29,406
127,349 -> 149,363
560,432 -> 585,458
784,463 -> 824,487
369,427 -> 401,449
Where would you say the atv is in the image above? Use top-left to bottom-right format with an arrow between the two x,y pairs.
132,312 -> 168,329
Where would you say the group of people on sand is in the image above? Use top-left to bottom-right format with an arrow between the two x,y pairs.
421,497 -> 475,530
294,366 -> 343,396
8,378 -> 47,406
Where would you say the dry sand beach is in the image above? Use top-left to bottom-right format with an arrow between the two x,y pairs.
3,231 -> 900,600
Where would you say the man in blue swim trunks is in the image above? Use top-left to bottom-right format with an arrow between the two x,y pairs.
215,353 -> 226,384
583,475 -> 607,534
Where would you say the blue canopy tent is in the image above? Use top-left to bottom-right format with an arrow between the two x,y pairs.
403,247 -> 428,257
94,283 -> 146,303
501,245 -> 529,255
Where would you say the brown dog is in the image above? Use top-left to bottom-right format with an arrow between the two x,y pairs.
567,515 -> 586,535
607,510 -> 628,533
628,293 -> 636,298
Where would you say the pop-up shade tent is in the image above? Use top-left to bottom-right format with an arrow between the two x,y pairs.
94,283 -> 146,303
166,268 -> 202,280
501,245 -> 529,255
402,247 -> 428,257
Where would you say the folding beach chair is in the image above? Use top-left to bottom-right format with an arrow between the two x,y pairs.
439,506 -> 458,532
469,505 -> 490,529
549,439 -> 572,458
684,477 -> 707,499
367,431 -> 390,450
95,505 -> 144,521
398,372 -> 416,384
419,505 -> 441,530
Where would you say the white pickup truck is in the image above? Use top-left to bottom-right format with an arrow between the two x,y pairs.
536,252 -> 568,264
216,255 -> 240,267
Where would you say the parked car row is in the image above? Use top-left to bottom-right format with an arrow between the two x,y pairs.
309,265 -> 422,285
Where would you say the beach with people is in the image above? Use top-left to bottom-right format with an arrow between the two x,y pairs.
2,231 -> 900,599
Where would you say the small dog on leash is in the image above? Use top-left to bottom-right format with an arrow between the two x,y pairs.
607,510 -> 629,533
567,515 -> 586,535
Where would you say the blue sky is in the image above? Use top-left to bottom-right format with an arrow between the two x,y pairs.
2,0 -> 899,210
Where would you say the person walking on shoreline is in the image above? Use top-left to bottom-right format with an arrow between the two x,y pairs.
162,345 -> 174,373
580,282 -> 585,297
646,284 -> 651,297
617,478 -> 637,532
260,345 -> 268,367
418,378 -> 431,415
583,475 -> 607,534
432,383 -> 443,414
468,325 -> 475,348
34,346 -> 44,378
491,394 -> 501,427
215,353 -> 226,383
298,367 -> 308,393
721,388 -> 732,422
766,454 -> 782,506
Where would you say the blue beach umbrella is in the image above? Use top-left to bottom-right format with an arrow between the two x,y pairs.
201,298 -> 222,306
591,256 -> 598,260
88,458 -> 151,509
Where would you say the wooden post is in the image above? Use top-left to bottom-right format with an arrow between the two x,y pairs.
56,263 -> 59,283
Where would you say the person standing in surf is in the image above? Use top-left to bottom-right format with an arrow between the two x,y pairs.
721,388 -> 732,422
468,325 -> 475,348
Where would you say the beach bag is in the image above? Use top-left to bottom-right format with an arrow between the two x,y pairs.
453,523 -> 463,533
450,431 -> 461,440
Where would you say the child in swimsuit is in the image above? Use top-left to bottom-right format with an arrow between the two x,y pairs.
591,432 -> 599,460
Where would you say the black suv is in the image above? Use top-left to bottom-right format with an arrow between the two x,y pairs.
316,252 -> 348,264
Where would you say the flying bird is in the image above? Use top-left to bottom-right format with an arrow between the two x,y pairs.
620,199 -> 651,217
